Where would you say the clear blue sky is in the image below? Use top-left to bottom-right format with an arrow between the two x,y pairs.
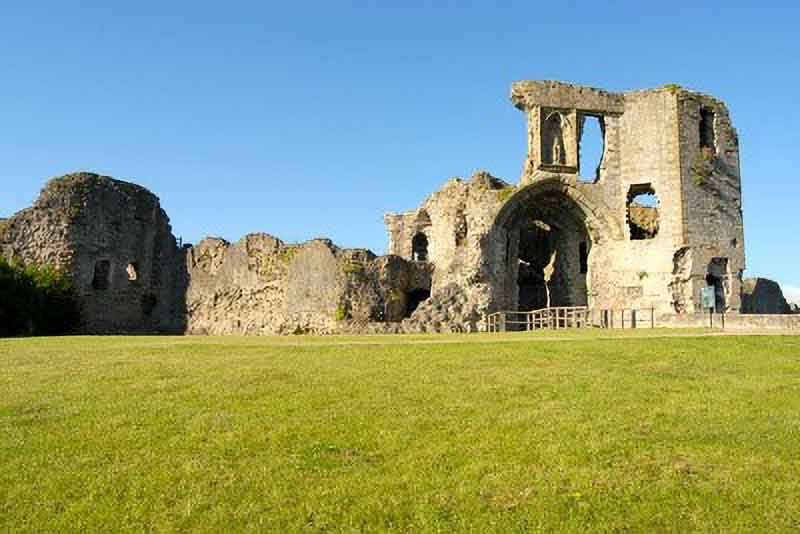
1,1 -> 798,301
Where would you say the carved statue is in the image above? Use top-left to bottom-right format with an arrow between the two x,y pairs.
553,139 -> 563,165
544,111 -> 571,165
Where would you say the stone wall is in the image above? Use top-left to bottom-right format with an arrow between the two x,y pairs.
184,234 -> 435,335
740,278 -> 792,314
658,311 -> 800,330
675,89 -> 745,313
0,173 -> 186,333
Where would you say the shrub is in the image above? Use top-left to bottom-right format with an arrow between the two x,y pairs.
496,187 -> 517,203
661,83 -> 683,94
334,304 -> 349,321
692,146 -> 715,187
0,258 -> 80,337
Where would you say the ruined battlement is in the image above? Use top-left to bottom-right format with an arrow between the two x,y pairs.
511,80 -> 625,114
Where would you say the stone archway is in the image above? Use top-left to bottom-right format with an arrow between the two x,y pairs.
488,178 -> 620,312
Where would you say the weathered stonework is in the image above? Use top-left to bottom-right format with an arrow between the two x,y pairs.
1,81 -> 794,335
0,173 -> 186,333
184,234 -> 433,335
740,278 -> 792,314
387,81 -> 748,321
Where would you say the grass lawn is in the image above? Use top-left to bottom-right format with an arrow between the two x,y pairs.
2,330 -> 800,532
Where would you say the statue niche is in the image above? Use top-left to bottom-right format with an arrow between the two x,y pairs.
539,108 -> 576,170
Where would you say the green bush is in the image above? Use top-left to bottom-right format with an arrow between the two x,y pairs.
334,304 -> 349,321
0,258 -> 80,337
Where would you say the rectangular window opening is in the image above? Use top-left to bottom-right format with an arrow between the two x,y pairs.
699,107 -> 715,151
578,115 -> 605,183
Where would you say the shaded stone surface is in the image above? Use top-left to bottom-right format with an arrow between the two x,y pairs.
741,278 -> 792,314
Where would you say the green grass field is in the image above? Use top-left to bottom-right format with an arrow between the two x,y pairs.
2,330 -> 800,532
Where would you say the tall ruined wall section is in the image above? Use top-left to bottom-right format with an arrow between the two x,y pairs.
385,172 -> 508,284
0,173 -> 186,333
499,82 -> 685,315
384,172 -> 509,330
673,90 -> 745,312
598,89 -> 684,313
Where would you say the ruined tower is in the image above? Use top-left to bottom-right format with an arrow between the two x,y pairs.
386,81 -> 745,318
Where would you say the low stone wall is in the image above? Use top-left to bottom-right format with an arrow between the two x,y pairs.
185,234 -> 437,335
657,312 -> 800,330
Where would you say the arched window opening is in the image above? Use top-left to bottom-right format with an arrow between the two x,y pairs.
412,233 -> 428,262
627,184 -> 660,240
126,262 -> 139,281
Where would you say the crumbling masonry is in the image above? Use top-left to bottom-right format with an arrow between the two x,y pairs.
1,81 -> 796,334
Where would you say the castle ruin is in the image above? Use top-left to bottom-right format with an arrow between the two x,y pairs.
1,81 -> 797,334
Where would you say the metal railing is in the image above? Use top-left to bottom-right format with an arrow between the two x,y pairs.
486,307 -> 655,332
